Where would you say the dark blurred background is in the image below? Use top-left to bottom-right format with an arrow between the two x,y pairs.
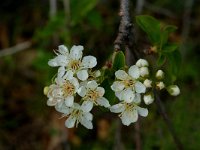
0,0 -> 200,149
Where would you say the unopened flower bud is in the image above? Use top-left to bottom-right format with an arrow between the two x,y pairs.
136,59 -> 149,67
156,82 -> 165,90
43,86 -> 49,95
140,67 -> 149,77
143,79 -> 152,88
144,93 -> 154,105
95,70 -> 101,77
156,70 -> 164,80
167,85 -> 180,96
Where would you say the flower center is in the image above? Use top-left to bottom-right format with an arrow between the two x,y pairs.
86,90 -> 99,101
123,79 -> 135,88
62,81 -> 75,97
69,60 -> 81,70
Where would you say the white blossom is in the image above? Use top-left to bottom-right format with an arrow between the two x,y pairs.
110,101 -> 148,126
78,80 -> 110,110
59,103 -> 93,129
156,70 -> 164,80
156,81 -> 165,90
167,85 -> 180,96
143,79 -> 152,88
48,45 -> 97,81
139,67 -> 149,77
136,59 -> 149,67
111,66 -> 146,103
143,94 -> 154,105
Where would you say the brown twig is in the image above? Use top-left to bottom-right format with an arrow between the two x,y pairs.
154,90 -> 183,150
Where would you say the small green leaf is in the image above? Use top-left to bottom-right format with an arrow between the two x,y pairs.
167,50 -> 182,77
157,54 -> 166,66
162,43 -> 178,53
136,15 -> 161,44
112,51 -> 126,70
161,25 -> 177,45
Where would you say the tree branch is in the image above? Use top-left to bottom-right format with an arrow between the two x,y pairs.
0,41 -> 32,57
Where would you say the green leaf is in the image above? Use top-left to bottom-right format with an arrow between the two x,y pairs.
112,51 -> 126,70
161,25 -> 177,45
101,79 -> 117,105
136,15 -> 161,44
167,50 -> 182,77
162,43 -> 178,53
157,54 -> 166,67
71,0 -> 98,25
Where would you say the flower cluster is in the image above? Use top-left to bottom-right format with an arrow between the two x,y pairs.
109,59 -> 180,126
44,45 -> 180,129
44,45 -> 110,129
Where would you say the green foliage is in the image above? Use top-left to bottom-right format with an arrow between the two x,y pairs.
136,15 -> 181,82
71,0 -> 98,25
136,15 -> 161,44
112,51 -> 126,71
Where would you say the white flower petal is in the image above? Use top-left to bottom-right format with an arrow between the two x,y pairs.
110,103 -> 125,113
135,81 -> 146,93
58,45 -> 69,54
128,65 -> 140,79
80,116 -> 93,129
78,86 -> 87,97
82,56 -> 97,68
115,70 -> 129,80
144,94 -> 154,105
136,106 -> 148,117
48,58 -> 58,67
56,55 -> 69,66
122,89 -> 135,103
121,109 -> 138,126
111,81 -> 125,92
136,59 -> 149,67
115,91 -> 123,100
133,93 -> 141,104
65,115 -> 76,128
58,66 -> 66,78
84,112 -> 93,121
70,77 -> 79,91
63,70 -> 73,80
139,67 -> 149,77
81,101 -> 93,112
96,87 -> 105,97
65,96 -> 74,107
70,45 -> 83,60
47,99 -> 57,106
87,80 -> 98,90
56,104 -> 72,114
77,70 -> 88,81
97,97 -> 110,108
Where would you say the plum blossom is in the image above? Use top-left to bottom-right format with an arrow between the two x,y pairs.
58,103 -> 93,129
78,80 -> 110,110
110,95 -> 148,126
48,45 -> 97,81
111,65 -> 146,103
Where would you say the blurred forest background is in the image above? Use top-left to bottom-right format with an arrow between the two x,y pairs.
0,0 -> 200,149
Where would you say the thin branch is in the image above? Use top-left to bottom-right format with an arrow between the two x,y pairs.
154,90 -> 183,150
113,118 -> 124,150
0,41 -> 32,57
49,0 -> 57,18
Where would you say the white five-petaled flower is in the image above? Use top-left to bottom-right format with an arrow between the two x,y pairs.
46,72 -> 79,109
78,80 -> 110,111
111,66 -> 146,103
110,95 -> 148,126
58,103 -> 93,129
48,45 -> 97,81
